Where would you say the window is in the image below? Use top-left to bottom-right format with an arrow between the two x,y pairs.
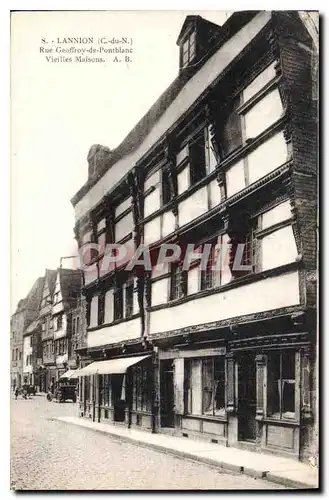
133,365 -> 152,412
267,351 -> 296,420
200,242 -> 217,290
170,264 -> 187,300
98,293 -> 105,325
162,169 -> 171,206
114,286 -> 123,321
204,125 -> 218,174
103,374 -> 111,406
202,358 -> 225,416
57,314 -> 62,330
218,97 -> 243,159
181,30 -> 196,68
19,350 -> 22,360
189,130 -> 207,185
76,317 -> 80,334
125,280 -> 134,318
185,357 -> 225,416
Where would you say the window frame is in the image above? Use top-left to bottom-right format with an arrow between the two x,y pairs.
181,30 -> 196,69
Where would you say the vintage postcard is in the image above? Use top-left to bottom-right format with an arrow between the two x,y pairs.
10,10 -> 319,491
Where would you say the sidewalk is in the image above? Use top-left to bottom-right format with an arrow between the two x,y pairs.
56,416 -> 318,489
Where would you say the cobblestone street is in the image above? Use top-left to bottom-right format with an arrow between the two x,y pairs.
11,395 -> 286,490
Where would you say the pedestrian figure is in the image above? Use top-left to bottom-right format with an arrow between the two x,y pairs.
14,387 -> 19,400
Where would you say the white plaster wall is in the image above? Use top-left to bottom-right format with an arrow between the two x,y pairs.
104,289 -> 114,324
187,266 -> 199,295
162,210 -> 175,238
74,12 -> 271,221
87,317 -> 140,347
144,188 -> 161,218
152,278 -> 169,306
242,61 -> 277,103
90,295 -> 98,328
247,131 -> 288,185
115,211 -> 134,242
209,178 -> 222,208
115,197 -> 132,218
261,200 -> 292,229
176,145 -> 189,166
144,217 -> 161,245
261,226 -> 298,271
56,353 -> 68,366
23,335 -> 32,372
178,186 -> 208,227
84,266 -> 98,285
97,218 -> 106,232
149,271 -> 300,334
226,159 -> 245,198
177,166 -> 190,195
244,88 -> 283,140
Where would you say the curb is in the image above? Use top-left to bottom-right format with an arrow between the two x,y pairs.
55,417 -> 318,490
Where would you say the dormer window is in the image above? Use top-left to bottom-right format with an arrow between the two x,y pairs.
181,30 -> 196,68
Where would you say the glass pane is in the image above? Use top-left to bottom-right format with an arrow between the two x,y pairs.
267,352 -> 280,415
282,351 -> 295,380
191,359 -> 202,415
202,359 -> 213,415
214,357 -> 225,413
282,380 -> 295,415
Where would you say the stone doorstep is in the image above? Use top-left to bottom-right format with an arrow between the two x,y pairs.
56,416 -> 319,490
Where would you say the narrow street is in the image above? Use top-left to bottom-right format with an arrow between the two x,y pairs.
10,395 -> 286,491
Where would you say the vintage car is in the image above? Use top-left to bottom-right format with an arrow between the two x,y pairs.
47,378 -> 78,403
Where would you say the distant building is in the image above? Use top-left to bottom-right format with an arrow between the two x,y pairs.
52,268 -> 82,379
11,276 -> 45,389
71,12 -> 318,463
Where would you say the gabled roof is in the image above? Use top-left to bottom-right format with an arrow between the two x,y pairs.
58,268 -> 82,306
45,269 -> 57,296
71,12 -> 259,208
25,318 -> 40,335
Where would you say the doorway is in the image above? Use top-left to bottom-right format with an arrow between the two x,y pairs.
238,353 -> 257,442
160,360 -> 175,428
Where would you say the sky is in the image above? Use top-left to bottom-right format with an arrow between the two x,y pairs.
10,10 -> 232,314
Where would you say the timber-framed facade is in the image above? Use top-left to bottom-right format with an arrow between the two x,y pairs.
71,12 -> 318,462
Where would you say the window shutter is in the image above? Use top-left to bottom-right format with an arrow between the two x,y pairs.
174,358 -> 185,415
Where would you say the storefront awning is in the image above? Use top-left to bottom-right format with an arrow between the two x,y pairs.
75,355 -> 151,376
59,369 -> 79,380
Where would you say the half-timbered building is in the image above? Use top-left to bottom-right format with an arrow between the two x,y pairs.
71,12 -> 318,462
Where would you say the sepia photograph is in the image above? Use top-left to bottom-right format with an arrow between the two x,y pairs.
10,9 -> 319,491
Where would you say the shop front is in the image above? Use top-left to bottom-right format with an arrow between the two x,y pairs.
77,354 -> 153,430
155,331 -> 314,460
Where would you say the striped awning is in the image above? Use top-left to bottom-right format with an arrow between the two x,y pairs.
75,355 -> 151,376
59,369 -> 79,380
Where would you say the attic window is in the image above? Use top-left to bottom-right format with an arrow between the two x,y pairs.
182,31 -> 196,68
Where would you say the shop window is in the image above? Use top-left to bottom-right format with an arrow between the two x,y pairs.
185,357 -> 225,416
267,351 -> 296,420
133,365 -> 152,412
202,358 -> 225,416
170,263 -> 187,300
181,30 -> 196,68
103,375 -> 111,407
